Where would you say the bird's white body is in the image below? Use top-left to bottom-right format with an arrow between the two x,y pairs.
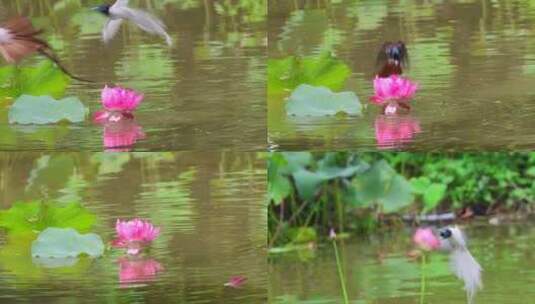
439,226 -> 482,304
0,27 -> 12,44
102,0 -> 172,46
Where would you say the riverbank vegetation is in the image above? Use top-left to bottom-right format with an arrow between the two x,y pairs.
268,152 -> 535,247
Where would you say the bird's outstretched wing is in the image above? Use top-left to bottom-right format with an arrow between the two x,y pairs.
115,7 -> 172,46
102,19 -> 124,43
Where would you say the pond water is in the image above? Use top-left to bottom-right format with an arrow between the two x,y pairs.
269,0 -> 535,151
0,0 -> 266,151
0,152 -> 267,303
269,222 -> 535,303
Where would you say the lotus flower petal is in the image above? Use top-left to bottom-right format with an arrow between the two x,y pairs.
112,219 -> 160,255
413,228 -> 440,251
371,75 -> 418,105
101,85 -> 144,112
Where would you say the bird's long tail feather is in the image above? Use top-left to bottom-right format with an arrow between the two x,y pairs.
38,49 -> 93,83
450,249 -> 483,304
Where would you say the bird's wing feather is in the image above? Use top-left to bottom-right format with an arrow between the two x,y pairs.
115,7 -> 172,46
102,19 -> 123,43
111,0 -> 129,9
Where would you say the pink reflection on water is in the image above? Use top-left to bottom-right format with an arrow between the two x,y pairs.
102,120 -> 145,152
375,114 -> 421,149
118,257 -> 164,287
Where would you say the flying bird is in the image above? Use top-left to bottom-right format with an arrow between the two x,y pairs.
439,226 -> 483,304
93,0 -> 172,46
0,16 -> 90,82
376,41 -> 409,78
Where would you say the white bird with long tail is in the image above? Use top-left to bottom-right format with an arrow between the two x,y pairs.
438,226 -> 483,304
93,0 -> 172,46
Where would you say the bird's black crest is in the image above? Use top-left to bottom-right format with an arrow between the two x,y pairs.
93,4 -> 111,15
440,228 -> 452,239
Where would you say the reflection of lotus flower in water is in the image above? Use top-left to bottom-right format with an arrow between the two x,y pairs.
103,120 -> 145,152
94,86 -> 144,123
113,219 -> 160,255
375,115 -> 421,149
118,257 -> 163,286
413,228 -> 440,251
371,75 -> 418,114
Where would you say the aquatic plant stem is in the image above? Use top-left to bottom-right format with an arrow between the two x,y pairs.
420,253 -> 426,304
332,239 -> 349,304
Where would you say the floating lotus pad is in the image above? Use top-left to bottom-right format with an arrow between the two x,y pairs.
31,228 -> 104,259
9,95 -> 88,125
286,84 -> 362,117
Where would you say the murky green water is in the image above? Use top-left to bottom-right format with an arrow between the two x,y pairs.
269,0 -> 535,151
269,222 -> 535,303
0,0 -> 266,151
0,152 -> 267,303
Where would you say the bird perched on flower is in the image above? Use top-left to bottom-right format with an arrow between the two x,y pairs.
0,16 -> 89,82
93,0 -> 172,46
376,41 -> 408,78
112,219 -> 160,255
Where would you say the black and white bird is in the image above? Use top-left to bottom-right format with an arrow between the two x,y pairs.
93,0 -> 172,46
439,226 -> 483,304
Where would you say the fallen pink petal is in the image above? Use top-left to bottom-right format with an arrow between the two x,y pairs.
413,227 -> 440,251
224,276 -> 247,288
112,219 -> 160,255
118,257 -> 164,286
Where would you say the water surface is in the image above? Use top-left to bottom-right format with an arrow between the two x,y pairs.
269,222 -> 535,303
0,0 -> 266,151
269,0 -> 535,151
0,152 -> 267,303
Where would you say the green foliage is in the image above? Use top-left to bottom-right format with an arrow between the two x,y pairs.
286,85 -> 362,117
0,201 -> 96,235
9,95 -> 88,125
268,54 -> 351,95
378,153 -> 535,209
350,160 -> 413,213
0,61 -> 71,99
31,228 -> 104,258
288,227 -> 317,244
268,152 -> 412,246
410,177 -> 447,212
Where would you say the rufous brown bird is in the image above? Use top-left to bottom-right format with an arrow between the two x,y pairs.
0,16 -> 90,82
376,41 -> 409,78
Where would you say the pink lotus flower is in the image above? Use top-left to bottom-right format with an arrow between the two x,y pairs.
375,115 -> 421,149
371,75 -> 418,115
93,85 -> 144,123
224,276 -> 247,288
112,219 -> 160,255
413,228 -> 440,251
118,257 -> 163,287
103,120 -> 145,152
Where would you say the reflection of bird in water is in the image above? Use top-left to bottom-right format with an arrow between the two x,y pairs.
376,41 -> 408,78
439,226 -> 483,304
93,0 -> 172,46
0,16 -> 90,82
